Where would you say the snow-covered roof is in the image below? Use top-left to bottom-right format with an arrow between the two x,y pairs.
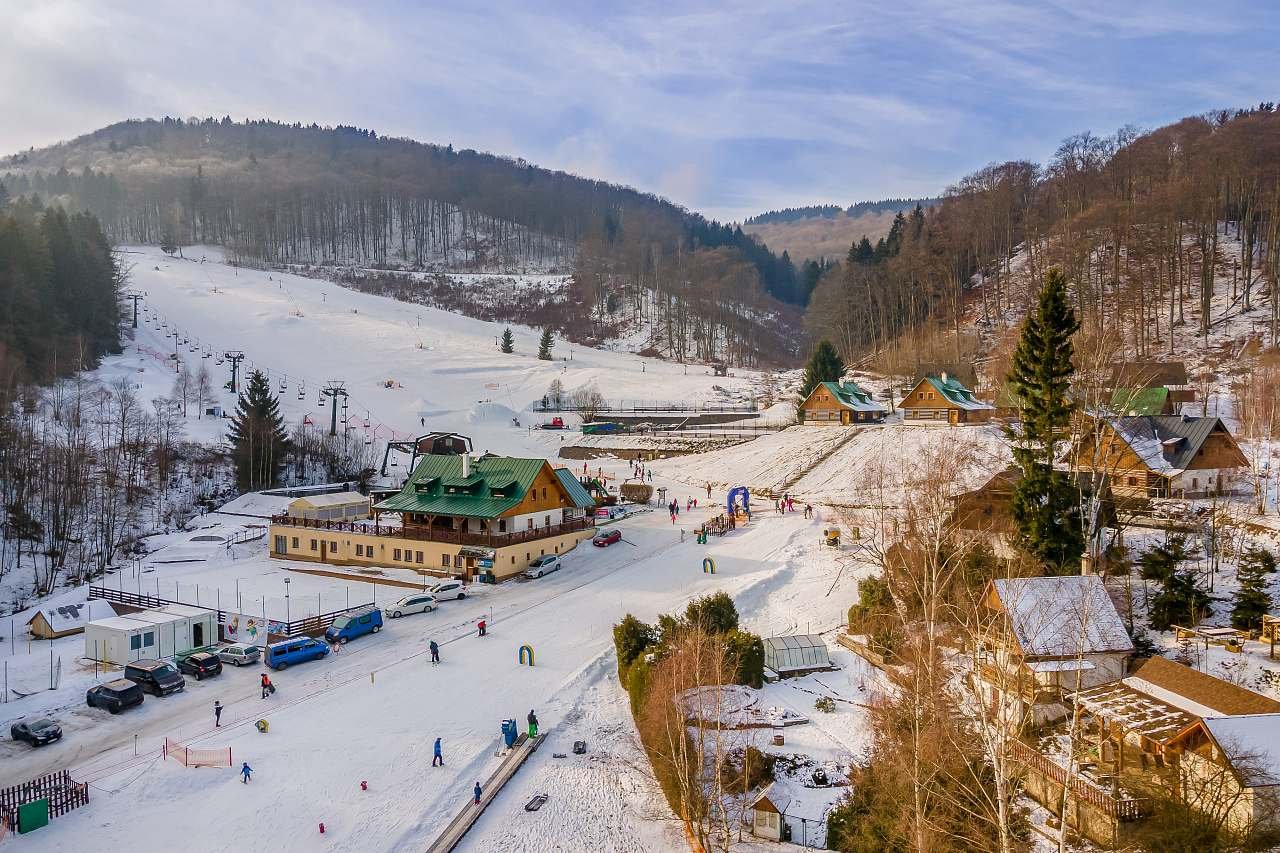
752,780 -> 794,814
1199,715 -> 1280,787
1028,659 -> 1096,673
291,490 -> 368,508
1075,679 -> 1197,743
28,600 -> 118,632
1107,415 -> 1238,474
990,575 -> 1133,658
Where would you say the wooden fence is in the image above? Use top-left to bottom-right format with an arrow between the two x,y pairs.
0,770 -> 89,832
1010,739 -> 1146,821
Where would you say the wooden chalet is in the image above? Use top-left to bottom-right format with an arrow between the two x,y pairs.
978,576 -> 1133,725
1074,657 -> 1280,829
1107,360 -> 1195,407
901,373 -> 995,424
951,467 -> 1117,539
1166,714 -> 1280,833
799,380 -> 887,425
1073,415 -> 1248,499
270,453 -> 596,580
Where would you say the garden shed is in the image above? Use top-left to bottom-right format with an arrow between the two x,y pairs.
763,634 -> 832,678
27,600 -> 119,639
83,604 -> 217,663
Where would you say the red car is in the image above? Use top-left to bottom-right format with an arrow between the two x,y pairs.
592,529 -> 622,547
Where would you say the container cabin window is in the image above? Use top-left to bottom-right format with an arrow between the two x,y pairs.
130,634 -> 142,650
143,631 -> 154,647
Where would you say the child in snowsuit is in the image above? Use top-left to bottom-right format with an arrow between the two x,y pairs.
429,640 -> 440,664
477,620 -> 486,637
241,762 -> 252,783
433,737 -> 444,767
473,782 -> 482,804
527,710 -> 539,738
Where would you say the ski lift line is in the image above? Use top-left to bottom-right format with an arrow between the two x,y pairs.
138,299 -> 416,441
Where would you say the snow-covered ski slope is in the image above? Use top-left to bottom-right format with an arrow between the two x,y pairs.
114,245 -> 761,455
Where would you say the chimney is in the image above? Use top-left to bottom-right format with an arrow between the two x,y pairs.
461,452 -> 471,478
940,371 -> 949,383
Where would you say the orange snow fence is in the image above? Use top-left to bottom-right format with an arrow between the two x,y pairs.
163,737 -> 232,768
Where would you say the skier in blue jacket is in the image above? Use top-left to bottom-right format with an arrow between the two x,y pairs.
241,762 -> 253,784
433,737 -> 444,767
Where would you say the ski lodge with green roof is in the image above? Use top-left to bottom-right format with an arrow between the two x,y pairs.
799,380 -> 887,425
270,453 -> 596,581
901,374 -> 995,424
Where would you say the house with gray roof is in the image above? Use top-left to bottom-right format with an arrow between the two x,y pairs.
1074,414 -> 1248,498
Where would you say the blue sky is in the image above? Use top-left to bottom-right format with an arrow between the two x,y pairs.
3,0 -> 1277,220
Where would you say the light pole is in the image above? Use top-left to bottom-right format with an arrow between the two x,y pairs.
284,577 -> 291,626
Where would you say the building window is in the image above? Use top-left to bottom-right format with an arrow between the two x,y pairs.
415,551 -> 423,563
130,634 -> 142,651
143,631 -> 154,647
499,519 -> 507,533
527,519 -> 534,530
1127,477 -> 1137,486
544,515 -> 551,527
454,555 -> 464,568
394,548 -> 402,561
292,537 -> 299,548
275,536 -> 287,553
310,539 -> 318,551
442,554 -> 450,568
331,541 -> 338,552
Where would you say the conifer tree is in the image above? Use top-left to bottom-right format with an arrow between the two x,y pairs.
537,328 -> 554,360
1231,546 -> 1276,630
798,339 -> 845,414
500,327 -> 514,353
227,369 -> 289,490
1006,268 -> 1083,572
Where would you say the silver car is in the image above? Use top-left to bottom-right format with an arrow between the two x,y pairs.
217,642 -> 262,666
388,593 -> 437,618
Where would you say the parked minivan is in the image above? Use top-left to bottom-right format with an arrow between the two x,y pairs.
265,636 -> 330,670
123,660 -> 186,696
429,580 -> 467,600
324,607 -> 383,645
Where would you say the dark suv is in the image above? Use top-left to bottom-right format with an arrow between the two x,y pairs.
123,660 -> 186,696
176,652 -> 223,681
86,679 -> 145,714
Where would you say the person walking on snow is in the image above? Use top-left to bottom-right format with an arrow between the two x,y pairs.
260,673 -> 273,699
429,640 -> 440,665
214,700 -> 223,727
241,762 -> 252,784
706,482 -> 712,500
473,782 -> 482,804
433,737 -> 444,767
477,619 -> 487,637
527,709 -> 539,738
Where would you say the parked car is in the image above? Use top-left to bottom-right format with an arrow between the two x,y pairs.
388,594 -> 437,618
176,651 -> 223,680
429,580 -> 467,600
217,642 -> 262,667
593,529 -> 623,547
523,555 -> 561,578
86,679 -> 144,714
11,718 -> 63,747
123,660 -> 186,696
325,606 -> 383,645
265,636 -> 330,670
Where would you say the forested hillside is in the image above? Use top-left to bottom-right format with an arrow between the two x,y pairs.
0,192 -> 122,385
803,105 -> 1280,382
4,117 -> 805,365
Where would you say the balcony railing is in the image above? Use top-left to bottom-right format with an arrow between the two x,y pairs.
270,514 -> 595,548
1010,739 -> 1148,821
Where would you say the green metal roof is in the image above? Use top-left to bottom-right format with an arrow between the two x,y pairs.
375,455 -> 548,518
1111,386 -> 1169,416
554,468 -> 597,509
921,375 -> 993,410
817,380 -> 886,413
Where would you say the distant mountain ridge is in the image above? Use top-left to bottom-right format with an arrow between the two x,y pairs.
744,197 -> 938,226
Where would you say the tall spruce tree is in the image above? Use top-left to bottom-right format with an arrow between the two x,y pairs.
500,327 -> 514,353
1006,268 -> 1084,572
227,369 -> 289,490
537,328 -> 554,360
1231,546 -> 1276,630
798,339 -> 845,414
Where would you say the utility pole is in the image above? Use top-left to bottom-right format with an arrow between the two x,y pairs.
321,381 -> 349,436
224,351 -> 245,393
122,290 -> 144,328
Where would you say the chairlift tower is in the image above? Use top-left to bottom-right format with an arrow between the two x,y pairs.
223,351 -> 245,393
122,290 -> 144,328
321,381 -> 349,436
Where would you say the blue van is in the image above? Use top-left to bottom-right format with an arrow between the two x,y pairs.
325,606 -> 383,645
265,636 -> 330,670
